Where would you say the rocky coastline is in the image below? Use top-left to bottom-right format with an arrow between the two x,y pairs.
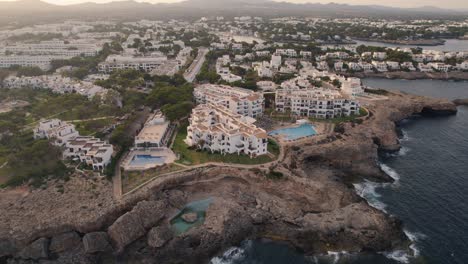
0,92 -> 458,264
344,71 -> 468,81
354,38 -> 446,46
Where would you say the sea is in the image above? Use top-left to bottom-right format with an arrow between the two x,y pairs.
209,79 -> 468,264
353,39 -> 468,52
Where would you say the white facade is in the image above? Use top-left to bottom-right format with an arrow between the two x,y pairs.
193,84 -> 264,118
275,86 -> 360,119
134,112 -> 171,148
185,104 -> 268,157
98,54 -> 168,73
64,136 -> 113,171
0,55 -> 71,71
34,119 -> 79,146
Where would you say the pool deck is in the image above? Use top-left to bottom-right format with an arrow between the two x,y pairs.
121,148 -> 177,171
267,122 -> 331,143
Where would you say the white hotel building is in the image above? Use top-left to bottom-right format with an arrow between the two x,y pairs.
185,104 -> 268,157
0,55 -> 71,71
98,54 -> 168,73
193,84 -> 264,118
275,87 -> 360,119
4,40 -> 102,57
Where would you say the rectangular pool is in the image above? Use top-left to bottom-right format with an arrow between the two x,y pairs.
129,154 -> 165,167
268,124 -> 317,141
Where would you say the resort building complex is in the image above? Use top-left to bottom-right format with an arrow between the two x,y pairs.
134,112 -> 172,148
64,136 -> 114,172
34,119 -> 80,146
98,54 -> 168,73
34,119 -> 113,171
193,84 -> 264,118
275,85 -> 360,119
185,103 -> 268,157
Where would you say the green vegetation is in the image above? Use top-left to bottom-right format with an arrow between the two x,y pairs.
0,88 -> 121,187
172,123 -> 279,166
266,170 -> 284,180
364,88 -> 389,95
146,81 -> 194,121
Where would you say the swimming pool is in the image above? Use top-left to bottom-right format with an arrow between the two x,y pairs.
268,124 -> 317,141
129,154 -> 165,167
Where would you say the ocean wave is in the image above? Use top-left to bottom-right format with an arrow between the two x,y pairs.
311,251 -> 350,264
209,245 -> 246,264
353,181 -> 388,212
383,249 -> 411,263
400,130 -> 411,142
380,163 -> 401,181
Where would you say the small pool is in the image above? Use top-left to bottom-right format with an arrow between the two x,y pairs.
129,154 -> 165,166
170,198 -> 214,235
268,124 -> 317,141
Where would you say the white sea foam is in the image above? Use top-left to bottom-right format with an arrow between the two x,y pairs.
353,181 -> 388,212
383,249 -> 411,263
380,163 -> 400,181
400,130 -> 411,142
209,246 -> 246,264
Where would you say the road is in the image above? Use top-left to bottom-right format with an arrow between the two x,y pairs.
183,47 -> 208,83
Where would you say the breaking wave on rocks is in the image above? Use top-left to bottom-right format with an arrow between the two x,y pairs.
382,230 -> 426,263
353,181 -> 388,212
380,163 -> 401,182
209,244 -> 247,264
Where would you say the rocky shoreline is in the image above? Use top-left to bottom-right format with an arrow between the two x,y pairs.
344,71 -> 468,81
0,92 -> 458,264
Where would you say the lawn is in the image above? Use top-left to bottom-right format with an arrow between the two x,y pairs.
172,124 -> 280,166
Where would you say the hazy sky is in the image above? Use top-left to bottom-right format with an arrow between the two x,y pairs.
4,0 -> 468,9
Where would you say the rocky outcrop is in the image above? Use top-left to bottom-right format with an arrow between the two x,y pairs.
453,98 -> 468,106
82,232 -> 112,254
107,200 -> 166,252
83,232 -> 112,254
147,226 -> 173,248
49,231 -> 81,254
18,238 -> 49,260
181,212 -> 198,223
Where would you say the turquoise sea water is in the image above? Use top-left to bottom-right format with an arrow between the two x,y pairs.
171,198 -> 214,235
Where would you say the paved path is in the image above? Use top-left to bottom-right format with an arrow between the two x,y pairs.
184,48 -> 208,83
115,138 -> 287,199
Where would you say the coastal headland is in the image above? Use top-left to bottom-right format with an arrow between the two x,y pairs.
344,71 -> 468,81
0,92 -> 458,263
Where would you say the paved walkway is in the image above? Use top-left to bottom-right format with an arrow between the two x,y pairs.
114,138 -> 287,199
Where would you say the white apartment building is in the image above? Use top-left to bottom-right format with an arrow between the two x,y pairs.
0,55 -> 71,71
3,75 -> 109,99
4,40 -> 102,57
372,61 -> 388,72
275,49 -> 297,57
134,112 -> 171,148
34,119 -> 80,146
373,52 -> 387,60
193,84 -> 264,118
150,60 -> 180,77
98,54 -> 168,73
428,63 -> 450,72
270,55 -> 282,69
275,87 -> 360,119
386,61 -> 400,70
340,77 -> 365,97
185,104 -> 268,157
34,119 -> 113,171
457,61 -> 468,71
64,136 -> 113,171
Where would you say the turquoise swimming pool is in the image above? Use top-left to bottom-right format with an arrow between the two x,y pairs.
129,154 -> 165,167
268,124 -> 317,140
